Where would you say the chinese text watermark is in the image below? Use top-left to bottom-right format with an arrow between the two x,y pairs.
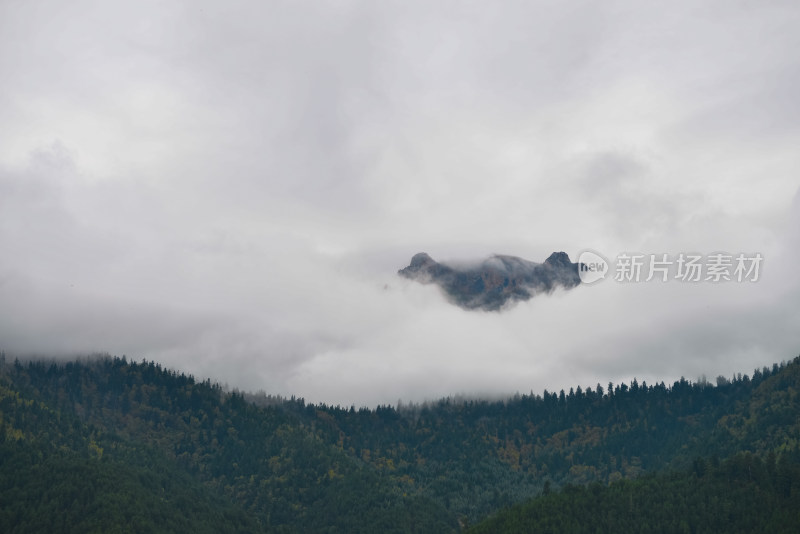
577,250 -> 762,285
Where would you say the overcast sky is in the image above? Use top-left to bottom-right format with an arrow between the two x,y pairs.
1,0 -> 799,406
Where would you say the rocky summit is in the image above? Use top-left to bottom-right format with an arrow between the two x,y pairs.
398,251 -> 582,311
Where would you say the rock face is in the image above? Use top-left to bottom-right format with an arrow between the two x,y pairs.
398,251 -> 581,311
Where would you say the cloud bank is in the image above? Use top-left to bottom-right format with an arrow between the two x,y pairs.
1,0 -> 799,406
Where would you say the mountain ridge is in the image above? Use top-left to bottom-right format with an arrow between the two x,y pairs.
2,352 -> 799,531
398,251 -> 582,310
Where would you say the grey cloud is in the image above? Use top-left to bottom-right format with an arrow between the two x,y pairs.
1,0 -> 798,406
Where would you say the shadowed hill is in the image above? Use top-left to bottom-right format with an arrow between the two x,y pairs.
467,451 -> 800,533
1,353 -> 799,531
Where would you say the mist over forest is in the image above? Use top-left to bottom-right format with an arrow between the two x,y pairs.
2,0 -> 800,531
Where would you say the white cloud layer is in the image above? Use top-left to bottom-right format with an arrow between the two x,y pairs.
1,0 -> 799,405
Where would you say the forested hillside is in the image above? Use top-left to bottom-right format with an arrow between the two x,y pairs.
468,451 -> 800,533
1,353 -> 799,532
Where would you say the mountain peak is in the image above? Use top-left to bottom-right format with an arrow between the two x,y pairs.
544,251 -> 572,268
398,251 -> 581,311
409,252 -> 435,269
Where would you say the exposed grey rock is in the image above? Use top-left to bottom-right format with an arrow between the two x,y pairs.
398,251 -> 581,311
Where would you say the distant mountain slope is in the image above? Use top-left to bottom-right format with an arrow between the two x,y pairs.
0,357 -> 455,533
306,358 -> 800,522
1,353 -> 799,531
467,451 -> 800,533
398,251 -> 581,310
0,365 -> 264,533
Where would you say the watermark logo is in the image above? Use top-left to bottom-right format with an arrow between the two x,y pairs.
577,250 -> 609,285
578,251 -> 763,284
